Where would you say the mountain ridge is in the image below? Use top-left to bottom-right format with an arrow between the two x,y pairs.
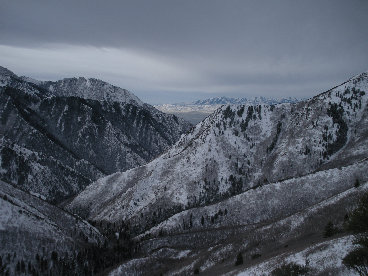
0,66 -> 191,203
69,71 -> 368,234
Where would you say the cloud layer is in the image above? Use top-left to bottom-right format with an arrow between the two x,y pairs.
1,0 -> 367,103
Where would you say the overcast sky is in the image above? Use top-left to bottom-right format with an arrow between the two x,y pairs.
0,0 -> 367,104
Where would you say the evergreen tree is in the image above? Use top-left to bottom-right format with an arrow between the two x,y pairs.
346,192 -> 368,234
343,192 -> 368,275
324,221 -> 336,238
343,247 -> 368,276
235,252 -> 243,266
271,262 -> 309,276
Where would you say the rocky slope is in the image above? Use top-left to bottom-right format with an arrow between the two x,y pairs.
69,71 -> 368,274
0,66 -> 191,203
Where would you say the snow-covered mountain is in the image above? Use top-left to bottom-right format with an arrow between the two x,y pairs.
0,66 -> 191,203
69,72 -> 368,274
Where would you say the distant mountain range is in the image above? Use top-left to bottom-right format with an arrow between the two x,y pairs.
155,96 -> 301,124
0,66 -> 191,203
191,96 -> 300,105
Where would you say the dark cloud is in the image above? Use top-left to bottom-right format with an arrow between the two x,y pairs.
0,0 -> 367,103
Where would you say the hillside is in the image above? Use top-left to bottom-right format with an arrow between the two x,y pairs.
0,66 -> 191,203
68,72 -> 368,274
0,180 -> 106,275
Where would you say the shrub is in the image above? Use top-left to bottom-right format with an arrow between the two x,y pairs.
251,253 -> 261,259
271,262 -> 309,276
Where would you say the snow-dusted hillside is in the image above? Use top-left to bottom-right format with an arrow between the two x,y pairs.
234,235 -> 357,276
0,180 -> 105,275
109,181 -> 368,275
0,66 -> 191,202
69,71 -> 368,234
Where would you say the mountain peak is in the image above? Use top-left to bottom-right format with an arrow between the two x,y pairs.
43,77 -> 144,106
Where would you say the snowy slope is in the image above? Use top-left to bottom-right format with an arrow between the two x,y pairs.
0,180 -> 104,275
234,235 -> 357,276
68,71 -> 368,236
0,66 -> 191,202
134,160 -> 368,238
109,181 -> 368,275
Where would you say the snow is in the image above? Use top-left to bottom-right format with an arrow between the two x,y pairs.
29,191 -> 46,200
236,236 -> 358,276
109,257 -> 151,276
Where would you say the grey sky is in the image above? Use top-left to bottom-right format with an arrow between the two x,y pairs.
0,0 -> 367,104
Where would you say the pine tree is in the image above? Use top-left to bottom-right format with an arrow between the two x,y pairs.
235,252 -> 243,266
343,192 -> 368,275
324,221 -> 335,238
